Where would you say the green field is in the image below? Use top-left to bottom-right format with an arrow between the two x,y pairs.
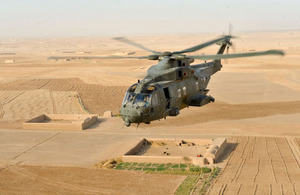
114,162 -> 212,176
114,162 -> 219,194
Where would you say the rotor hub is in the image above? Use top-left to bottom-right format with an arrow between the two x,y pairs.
162,51 -> 172,56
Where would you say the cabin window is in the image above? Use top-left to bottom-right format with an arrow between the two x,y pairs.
177,70 -> 183,80
177,89 -> 181,98
195,82 -> 199,91
178,61 -> 182,67
152,92 -> 159,106
183,86 -> 186,96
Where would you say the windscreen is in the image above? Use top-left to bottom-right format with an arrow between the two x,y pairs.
133,93 -> 152,107
122,92 -> 136,105
122,83 -> 138,105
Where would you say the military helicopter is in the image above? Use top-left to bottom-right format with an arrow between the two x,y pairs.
49,35 -> 284,127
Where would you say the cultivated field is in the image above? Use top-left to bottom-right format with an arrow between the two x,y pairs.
0,165 -> 185,195
208,136 -> 300,194
0,78 -> 127,116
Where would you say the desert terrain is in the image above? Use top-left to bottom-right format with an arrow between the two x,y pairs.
0,31 -> 299,194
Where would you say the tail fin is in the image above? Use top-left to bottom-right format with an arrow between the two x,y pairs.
214,37 -> 232,66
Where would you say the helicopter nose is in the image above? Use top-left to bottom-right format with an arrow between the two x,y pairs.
120,105 -> 146,126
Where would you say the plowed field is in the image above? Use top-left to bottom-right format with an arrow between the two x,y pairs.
207,136 -> 300,195
0,78 -> 127,116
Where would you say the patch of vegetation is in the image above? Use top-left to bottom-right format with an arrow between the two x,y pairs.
165,163 -> 173,168
143,167 -> 153,171
175,176 -> 199,195
174,167 -> 220,195
189,167 -> 201,172
132,162 -> 138,166
157,167 -> 166,171
145,163 -> 152,167
114,166 -> 126,170
202,167 -> 212,173
151,163 -> 159,167
113,162 -> 213,177
199,167 -> 220,194
108,161 -> 219,195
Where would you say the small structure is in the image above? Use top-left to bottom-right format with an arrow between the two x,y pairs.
5,60 -> 15,64
204,138 -> 228,164
103,111 -> 112,118
23,114 -> 97,130
122,138 -> 227,166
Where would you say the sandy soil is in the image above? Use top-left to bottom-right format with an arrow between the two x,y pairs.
0,89 -> 86,130
0,165 -> 185,195
144,145 -> 208,157
0,31 -> 299,194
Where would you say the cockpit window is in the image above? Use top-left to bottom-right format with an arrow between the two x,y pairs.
122,92 -> 136,105
141,85 -> 156,93
128,83 -> 138,93
122,83 -> 138,105
123,85 -> 155,106
134,93 -> 152,107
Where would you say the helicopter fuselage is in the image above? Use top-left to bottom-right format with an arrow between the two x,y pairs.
120,57 -> 221,127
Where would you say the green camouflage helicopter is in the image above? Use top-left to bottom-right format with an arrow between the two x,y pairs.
49,35 -> 284,127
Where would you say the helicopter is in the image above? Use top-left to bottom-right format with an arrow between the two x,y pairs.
49,35 -> 284,127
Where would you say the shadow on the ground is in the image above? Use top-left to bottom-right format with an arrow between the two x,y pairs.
85,118 -> 107,130
215,142 -> 238,164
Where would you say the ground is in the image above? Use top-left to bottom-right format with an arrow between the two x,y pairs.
208,137 -> 300,194
0,165 -> 185,195
0,31 -> 299,194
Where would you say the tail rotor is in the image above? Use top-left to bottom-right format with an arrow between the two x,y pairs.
225,23 -> 236,63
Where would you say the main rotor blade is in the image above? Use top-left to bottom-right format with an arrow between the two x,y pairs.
113,37 -> 161,55
173,35 -> 234,54
188,50 -> 284,60
48,55 -> 148,60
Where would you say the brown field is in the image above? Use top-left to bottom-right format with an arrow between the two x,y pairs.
208,136 -> 300,194
0,165 -> 185,195
0,78 -> 127,116
0,31 -> 299,194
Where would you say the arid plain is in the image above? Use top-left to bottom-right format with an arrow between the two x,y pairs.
0,31 -> 299,194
